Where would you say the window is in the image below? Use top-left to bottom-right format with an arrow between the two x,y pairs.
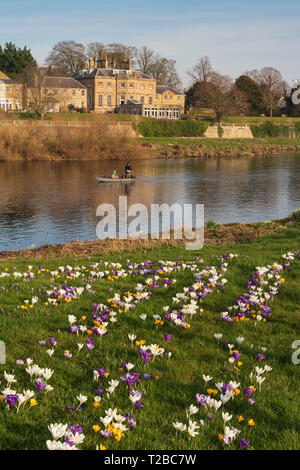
152,108 -> 158,118
159,108 -> 165,118
164,95 -> 167,101
72,90 -> 76,96
120,82 -> 125,88
98,82 -> 103,87
149,84 -> 153,90
81,90 -> 85,96
166,108 -> 172,118
120,95 -> 125,105
178,96 -> 181,101
107,95 -> 112,107
140,84 -> 144,89
107,82 -> 112,87
173,109 -> 180,119
149,96 -> 153,104
170,95 -> 173,101
141,96 -> 144,103
130,95 -> 134,100
129,83 -> 134,88
144,108 -> 150,117
155,95 -> 158,100
98,95 -> 103,107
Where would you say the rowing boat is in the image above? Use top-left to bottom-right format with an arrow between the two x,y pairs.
96,176 -> 136,183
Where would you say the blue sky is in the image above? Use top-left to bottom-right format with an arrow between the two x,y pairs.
1,0 -> 300,86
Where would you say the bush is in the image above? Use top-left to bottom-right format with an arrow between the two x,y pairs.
137,119 -> 209,137
250,121 -> 292,138
294,122 -> 300,137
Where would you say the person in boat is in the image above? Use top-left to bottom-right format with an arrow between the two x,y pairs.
125,162 -> 133,179
112,170 -> 118,179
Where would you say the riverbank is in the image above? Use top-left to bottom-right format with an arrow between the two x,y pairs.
0,213 -> 299,450
1,211 -> 299,260
2,122 -> 300,160
142,137 -> 300,159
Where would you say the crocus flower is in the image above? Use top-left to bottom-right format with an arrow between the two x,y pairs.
240,437 -> 250,449
164,334 -> 172,343
6,394 -> 18,411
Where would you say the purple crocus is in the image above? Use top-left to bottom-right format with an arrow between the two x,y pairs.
86,338 -> 95,351
240,437 -> 250,449
139,349 -> 151,365
135,400 -> 144,409
164,334 -> 172,343
69,424 -> 83,435
36,378 -> 45,392
49,337 -> 57,347
196,394 -> 208,407
6,394 -> 18,411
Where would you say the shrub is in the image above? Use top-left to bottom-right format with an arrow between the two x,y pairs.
294,122 -> 300,137
250,121 -> 292,138
137,119 -> 209,137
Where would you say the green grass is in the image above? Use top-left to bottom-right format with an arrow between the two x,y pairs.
223,116 -> 300,124
0,222 -> 300,450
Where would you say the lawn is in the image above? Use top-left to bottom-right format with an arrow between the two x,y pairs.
0,220 -> 300,450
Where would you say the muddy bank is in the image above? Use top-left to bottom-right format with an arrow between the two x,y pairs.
1,213 -> 299,260
145,141 -> 300,159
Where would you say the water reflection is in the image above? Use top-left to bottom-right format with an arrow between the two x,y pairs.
0,155 -> 300,251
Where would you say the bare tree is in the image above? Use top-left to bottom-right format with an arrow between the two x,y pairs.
105,43 -> 137,67
245,67 -> 286,116
149,57 -> 182,89
187,56 -> 213,83
46,40 -> 87,76
134,46 -> 159,75
86,42 -> 106,58
23,65 -> 62,119
134,46 -> 181,88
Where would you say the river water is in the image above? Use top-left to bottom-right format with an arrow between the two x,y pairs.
1,154 -> 300,251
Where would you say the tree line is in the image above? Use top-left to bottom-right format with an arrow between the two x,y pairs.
0,41 -> 299,119
186,56 -> 290,120
0,41 -> 181,89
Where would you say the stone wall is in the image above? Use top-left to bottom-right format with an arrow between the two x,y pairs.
204,124 -> 254,139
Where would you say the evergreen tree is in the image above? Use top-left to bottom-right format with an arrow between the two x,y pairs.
0,42 -> 36,79
235,75 -> 264,115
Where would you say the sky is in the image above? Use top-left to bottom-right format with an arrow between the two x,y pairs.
1,0 -> 300,87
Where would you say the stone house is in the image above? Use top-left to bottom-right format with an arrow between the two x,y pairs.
74,53 -> 185,119
0,71 -> 22,111
25,76 -> 87,112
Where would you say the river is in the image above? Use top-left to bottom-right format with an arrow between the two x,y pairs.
1,154 -> 300,251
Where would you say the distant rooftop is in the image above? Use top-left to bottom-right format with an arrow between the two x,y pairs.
156,85 -> 182,95
74,68 -> 153,80
42,76 -> 86,89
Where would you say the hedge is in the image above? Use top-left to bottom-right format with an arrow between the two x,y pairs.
136,119 -> 209,137
250,121 -> 292,138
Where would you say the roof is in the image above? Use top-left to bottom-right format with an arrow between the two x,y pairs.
42,76 -> 87,89
74,68 -> 153,80
0,70 -> 19,84
156,85 -> 183,95
0,71 -> 9,79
